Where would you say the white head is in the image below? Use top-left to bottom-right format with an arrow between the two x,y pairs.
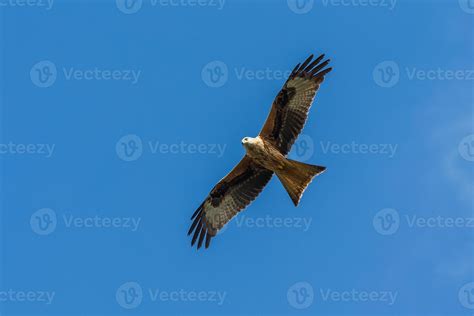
241,136 -> 259,150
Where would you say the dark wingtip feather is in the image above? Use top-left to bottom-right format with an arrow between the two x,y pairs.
304,54 -> 325,73
191,221 -> 202,246
187,215 -> 200,236
314,66 -> 333,80
297,54 -> 314,74
310,59 -> 331,77
190,202 -> 203,220
205,234 -> 212,249
315,53 -> 325,63
197,228 -> 206,249
290,63 -> 301,78
289,54 -> 333,81
324,67 -> 333,74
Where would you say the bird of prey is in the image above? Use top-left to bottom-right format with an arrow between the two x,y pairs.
188,54 -> 332,249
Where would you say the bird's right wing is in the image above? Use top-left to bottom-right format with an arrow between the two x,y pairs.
188,156 -> 273,249
259,54 -> 332,155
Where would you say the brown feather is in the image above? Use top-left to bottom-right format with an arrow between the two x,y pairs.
259,54 -> 332,154
296,54 -> 313,75
188,156 -> 273,250
189,54 -> 332,250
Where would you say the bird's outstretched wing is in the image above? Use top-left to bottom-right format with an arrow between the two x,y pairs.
259,54 -> 332,155
188,156 -> 273,249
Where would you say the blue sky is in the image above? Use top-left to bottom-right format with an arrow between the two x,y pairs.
0,0 -> 473,315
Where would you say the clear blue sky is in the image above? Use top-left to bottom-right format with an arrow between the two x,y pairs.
1,0 -> 473,315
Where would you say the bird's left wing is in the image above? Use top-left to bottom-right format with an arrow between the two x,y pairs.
188,156 -> 273,249
259,54 -> 332,155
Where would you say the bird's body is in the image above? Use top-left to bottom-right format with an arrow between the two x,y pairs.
188,54 -> 333,249
242,136 -> 285,172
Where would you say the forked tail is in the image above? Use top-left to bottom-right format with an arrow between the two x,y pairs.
276,158 -> 326,206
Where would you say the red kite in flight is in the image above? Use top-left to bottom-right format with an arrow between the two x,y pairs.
189,54 -> 332,249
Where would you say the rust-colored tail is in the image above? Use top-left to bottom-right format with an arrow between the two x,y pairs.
276,159 -> 326,206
